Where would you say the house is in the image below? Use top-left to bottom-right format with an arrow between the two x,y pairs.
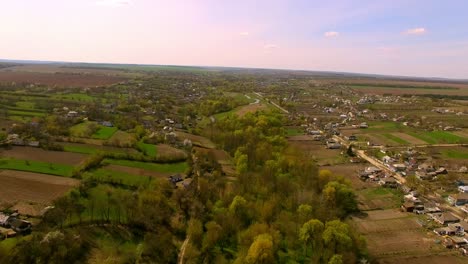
27,141 -> 40,147
168,174 -> 183,184
7,218 -> 31,234
100,121 -> 113,127
0,213 -> 11,226
359,122 -> 368,129
432,212 -> 461,225
448,193 -> 468,206
401,201 -> 415,212
434,226 -> 458,236
67,111 -> 78,117
379,177 -> 398,188
390,163 -> 406,172
458,186 -> 468,193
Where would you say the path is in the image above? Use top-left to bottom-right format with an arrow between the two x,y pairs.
178,235 -> 190,264
253,92 -> 289,114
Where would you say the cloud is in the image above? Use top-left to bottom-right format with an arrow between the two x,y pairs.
264,44 -> 278,49
404,27 -> 426,35
239,32 -> 250,36
324,31 -> 339,38
95,0 -> 132,7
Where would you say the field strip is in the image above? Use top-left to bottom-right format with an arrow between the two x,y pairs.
391,132 -> 427,145
0,170 -> 79,185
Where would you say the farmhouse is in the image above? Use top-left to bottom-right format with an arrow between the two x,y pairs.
458,186 -> 468,193
432,212 -> 461,225
379,177 -> 398,188
448,193 -> 468,206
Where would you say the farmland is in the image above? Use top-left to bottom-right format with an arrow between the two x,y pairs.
1,62 -> 468,263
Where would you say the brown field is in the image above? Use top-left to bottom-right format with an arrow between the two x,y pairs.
194,147 -> 236,176
0,64 -> 135,77
288,140 -> 344,165
287,135 -> 316,141
0,170 -> 79,215
391,132 -> 427,145
61,142 -> 138,154
236,103 -> 268,116
378,254 -> 467,264
156,144 -> 187,160
175,131 -> 216,149
351,210 -> 453,261
322,163 -> 369,189
1,146 -> 87,165
0,71 -> 127,87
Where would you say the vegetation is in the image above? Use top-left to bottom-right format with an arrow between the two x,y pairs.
0,158 -> 74,177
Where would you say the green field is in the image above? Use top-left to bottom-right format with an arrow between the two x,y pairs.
15,101 -> 36,109
7,110 -> 46,117
0,158 -> 74,177
92,127 -> 118,140
366,121 -> 405,132
408,131 -> 468,144
441,149 -> 468,159
52,93 -> 96,102
83,168 -> 153,187
136,141 -> 157,157
70,122 -> 93,137
103,159 -> 188,174
382,133 -> 409,145
286,127 -> 304,136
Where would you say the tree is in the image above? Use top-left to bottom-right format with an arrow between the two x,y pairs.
322,220 -> 352,261
299,219 -> 324,261
246,234 -> 274,264
328,254 -> 343,264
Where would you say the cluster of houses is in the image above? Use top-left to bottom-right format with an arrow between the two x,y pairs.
0,212 -> 32,240
358,166 -> 399,188
2,133 -> 40,147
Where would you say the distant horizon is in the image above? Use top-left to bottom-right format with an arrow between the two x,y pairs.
2,57 -> 468,82
1,1 -> 467,79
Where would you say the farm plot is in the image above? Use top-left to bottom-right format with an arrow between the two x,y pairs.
357,187 -> 403,210
156,144 -> 187,161
175,131 -> 216,149
92,126 -> 118,140
83,168 -> 153,187
62,143 -> 137,155
351,209 -> 449,260
0,158 -> 74,177
0,170 -> 79,215
322,163 -> 370,190
0,71 -> 127,87
288,140 -> 345,166
102,159 -> 188,174
136,141 -> 157,157
390,132 -> 427,145
106,131 -> 136,147
408,131 -> 468,144
1,146 -> 87,165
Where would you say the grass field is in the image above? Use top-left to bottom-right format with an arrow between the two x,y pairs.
83,168 -> 153,187
103,159 -> 188,174
52,93 -> 96,102
70,122 -> 93,137
0,158 -> 74,177
92,127 -> 118,140
382,133 -> 409,145
408,131 -> 468,144
136,141 -> 157,157
286,127 -> 304,136
7,109 -> 46,117
15,101 -> 35,109
441,149 -> 468,159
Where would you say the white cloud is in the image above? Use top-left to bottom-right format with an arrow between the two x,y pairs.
404,27 -> 426,35
264,44 -> 278,49
324,31 -> 339,38
240,32 -> 250,36
95,0 -> 132,7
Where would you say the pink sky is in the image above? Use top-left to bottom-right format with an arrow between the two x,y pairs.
1,0 -> 467,78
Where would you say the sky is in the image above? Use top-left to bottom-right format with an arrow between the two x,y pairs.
1,0 -> 467,78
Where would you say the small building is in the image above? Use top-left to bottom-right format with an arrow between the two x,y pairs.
67,111 -> 79,118
401,201 -> 415,212
458,186 -> 468,193
433,212 -> 461,225
359,122 -> 368,129
379,177 -> 398,188
448,193 -> 468,206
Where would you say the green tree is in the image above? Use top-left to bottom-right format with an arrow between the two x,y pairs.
299,219 -> 324,261
246,234 -> 275,264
